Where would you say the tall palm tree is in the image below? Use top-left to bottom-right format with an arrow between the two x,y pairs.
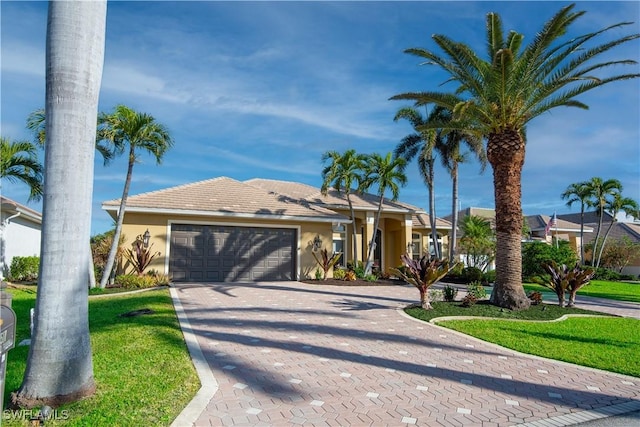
321,149 -> 367,264
0,137 -> 43,201
391,4 -> 639,310
393,106 -> 441,259
97,105 -> 173,288
561,181 -> 591,264
585,177 -> 623,266
433,108 -> 486,265
596,192 -> 638,268
458,214 -> 495,272
13,0 -> 106,408
26,108 -> 114,163
360,152 -> 407,275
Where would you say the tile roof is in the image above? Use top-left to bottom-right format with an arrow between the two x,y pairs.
245,178 -> 424,213
583,221 -> 640,244
102,177 -> 348,221
412,213 -> 452,230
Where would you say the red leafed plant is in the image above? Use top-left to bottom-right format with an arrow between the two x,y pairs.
124,235 -> 161,276
391,254 -> 455,309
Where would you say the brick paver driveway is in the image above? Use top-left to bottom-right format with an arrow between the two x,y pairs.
171,282 -> 639,427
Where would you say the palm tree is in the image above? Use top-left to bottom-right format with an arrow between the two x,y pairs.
595,193 -> 639,268
26,108 -> 114,163
458,214 -> 495,272
584,177 -> 623,266
321,149 -> 367,264
360,152 -> 407,275
561,181 -> 592,264
391,4 -> 639,310
0,137 -> 43,201
13,0 -> 106,407
97,105 -> 173,288
433,109 -> 486,265
393,106 -> 441,259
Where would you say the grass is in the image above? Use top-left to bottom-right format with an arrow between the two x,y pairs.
523,279 -> 640,303
406,300 -> 640,378
2,288 -> 199,426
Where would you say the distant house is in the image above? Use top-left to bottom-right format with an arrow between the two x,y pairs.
101,177 -> 451,282
0,197 -> 42,279
558,211 -> 640,276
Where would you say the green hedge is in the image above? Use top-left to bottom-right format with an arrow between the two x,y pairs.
8,256 -> 39,281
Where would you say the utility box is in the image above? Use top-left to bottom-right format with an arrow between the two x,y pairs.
0,297 -> 17,414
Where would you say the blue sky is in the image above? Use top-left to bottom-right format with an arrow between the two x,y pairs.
2,1 -> 639,235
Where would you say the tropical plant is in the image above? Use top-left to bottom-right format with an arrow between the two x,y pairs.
321,149 -> 367,264
393,106 -> 441,259
595,193 -> 639,268
360,152 -> 407,275
97,105 -> 174,288
533,260 -> 595,306
433,108 -> 486,264
311,248 -> 342,280
12,0 -> 107,408
442,284 -> 458,302
600,237 -> 640,273
8,256 -> 40,282
390,254 -> 452,309
561,181 -> 592,264
0,137 -> 43,201
458,215 -> 495,272
391,4 -> 639,310
123,235 -> 161,276
466,281 -> 487,300
583,177 -> 623,267
522,240 -> 578,279
91,229 -> 126,280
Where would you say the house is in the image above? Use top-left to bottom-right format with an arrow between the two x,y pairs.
525,214 -> 593,251
0,197 -> 42,279
558,211 -> 640,276
101,177 -> 451,282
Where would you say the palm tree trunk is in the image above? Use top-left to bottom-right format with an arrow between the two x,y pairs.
12,0 -> 106,407
98,147 -> 135,288
365,194 -> 384,275
596,220 -> 615,268
346,193 -> 358,265
592,204 -> 605,267
486,130 -> 530,310
427,159 -> 440,259
449,163 -> 459,264
579,204 -> 585,265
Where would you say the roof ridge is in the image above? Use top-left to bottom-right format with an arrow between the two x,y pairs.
104,176 -> 234,203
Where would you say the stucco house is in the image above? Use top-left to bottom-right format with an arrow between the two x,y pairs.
0,197 -> 42,279
101,177 -> 451,282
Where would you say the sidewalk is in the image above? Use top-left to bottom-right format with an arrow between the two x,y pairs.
170,282 -> 640,426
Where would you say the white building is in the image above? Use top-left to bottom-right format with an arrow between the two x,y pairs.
1,197 -> 42,279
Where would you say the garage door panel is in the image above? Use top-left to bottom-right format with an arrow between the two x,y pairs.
170,224 -> 296,282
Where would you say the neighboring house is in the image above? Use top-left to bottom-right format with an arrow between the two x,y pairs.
101,177 -> 451,282
558,211 -> 640,276
0,197 -> 42,279
525,214 -> 593,252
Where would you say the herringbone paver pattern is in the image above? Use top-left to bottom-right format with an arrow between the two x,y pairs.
174,282 -> 639,426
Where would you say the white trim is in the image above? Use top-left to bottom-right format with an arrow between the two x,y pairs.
102,204 -> 348,224
165,219 -> 302,280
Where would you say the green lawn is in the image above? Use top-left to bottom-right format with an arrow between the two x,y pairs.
523,280 -> 640,303
2,288 -> 199,426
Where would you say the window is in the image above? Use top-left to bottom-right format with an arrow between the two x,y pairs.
332,223 -> 346,267
428,233 -> 443,258
412,233 -> 421,260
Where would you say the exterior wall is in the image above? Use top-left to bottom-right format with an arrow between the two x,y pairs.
0,214 -> 41,278
119,212 -> 335,280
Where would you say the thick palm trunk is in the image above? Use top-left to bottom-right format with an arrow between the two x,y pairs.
12,0 -> 106,407
487,130 -> 530,310
98,148 -> 135,288
449,164 -> 459,265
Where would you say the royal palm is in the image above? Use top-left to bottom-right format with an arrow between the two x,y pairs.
392,4 -> 639,310
98,105 -> 173,288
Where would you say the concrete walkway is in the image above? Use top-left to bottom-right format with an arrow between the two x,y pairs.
170,282 -> 640,427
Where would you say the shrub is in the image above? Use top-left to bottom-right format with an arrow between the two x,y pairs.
8,256 -> 39,282
528,291 -> 543,305
592,267 -> 622,281
314,269 -> 323,280
461,294 -> 478,307
344,270 -> 356,281
333,268 -> 346,280
532,261 -> 595,307
462,267 -> 484,283
124,235 -> 161,275
146,271 -> 171,286
353,264 -> 366,279
114,274 -> 157,289
429,289 -> 443,303
443,285 -> 458,302
364,274 -> 378,282
482,270 -> 496,284
522,240 -> 578,279
466,281 -> 487,299
311,248 -> 342,280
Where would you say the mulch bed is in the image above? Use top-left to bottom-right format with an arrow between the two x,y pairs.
300,278 -> 406,287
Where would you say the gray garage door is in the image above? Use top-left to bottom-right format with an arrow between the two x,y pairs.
169,224 -> 296,282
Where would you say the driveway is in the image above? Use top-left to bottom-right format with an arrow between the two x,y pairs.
170,282 -> 640,426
